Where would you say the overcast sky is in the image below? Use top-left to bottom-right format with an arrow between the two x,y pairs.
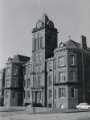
0,0 -> 90,68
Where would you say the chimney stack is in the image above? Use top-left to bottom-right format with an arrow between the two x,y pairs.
81,35 -> 87,49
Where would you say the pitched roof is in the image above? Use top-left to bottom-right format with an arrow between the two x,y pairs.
61,40 -> 81,49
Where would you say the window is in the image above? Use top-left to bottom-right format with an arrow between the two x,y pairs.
70,55 -> 75,65
58,88 -> 61,97
36,39 -> 38,50
6,67 -> 11,76
27,91 -> 30,98
69,71 -> 76,81
58,87 -> 66,98
54,89 -> 56,99
71,88 -> 78,98
58,56 -> 65,66
34,39 -> 36,50
38,92 -> 41,101
33,75 -> 36,88
62,88 -> 66,97
25,79 -> 30,88
13,65 -> 18,76
27,79 -> 30,88
54,60 -> 56,70
48,74 -> 52,86
5,90 -> 8,98
71,88 -> 76,97
54,73 -> 56,83
49,89 -> 52,98
5,79 -> 10,87
40,37 -> 43,48
59,72 -> 66,82
25,91 -> 30,99
12,92 -> 15,98
38,77 -> 40,87
35,31 -> 43,49
38,74 -> 41,87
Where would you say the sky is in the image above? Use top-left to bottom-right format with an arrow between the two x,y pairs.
0,0 -> 90,69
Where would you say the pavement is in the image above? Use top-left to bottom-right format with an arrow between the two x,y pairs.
0,106 -> 25,112
0,111 -> 90,120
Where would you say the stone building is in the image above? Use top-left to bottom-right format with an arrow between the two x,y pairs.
46,57 -> 54,108
23,14 -> 90,109
31,14 -> 57,107
23,59 -> 33,106
1,14 -> 90,109
0,69 -> 5,106
4,55 -> 30,106
53,40 -> 79,109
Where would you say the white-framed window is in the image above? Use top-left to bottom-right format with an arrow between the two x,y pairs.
58,87 -> 66,98
58,56 -> 65,66
59,72 -> 66,82
71,88 -> 78,98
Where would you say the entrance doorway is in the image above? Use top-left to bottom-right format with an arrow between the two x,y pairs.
32,91 -> 42,107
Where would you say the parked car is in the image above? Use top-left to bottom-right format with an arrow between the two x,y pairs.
76,103 -> 90,110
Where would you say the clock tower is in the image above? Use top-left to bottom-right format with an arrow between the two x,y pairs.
31,14 -> 57,107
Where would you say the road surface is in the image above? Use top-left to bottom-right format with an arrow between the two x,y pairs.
0,111 -> 90,120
